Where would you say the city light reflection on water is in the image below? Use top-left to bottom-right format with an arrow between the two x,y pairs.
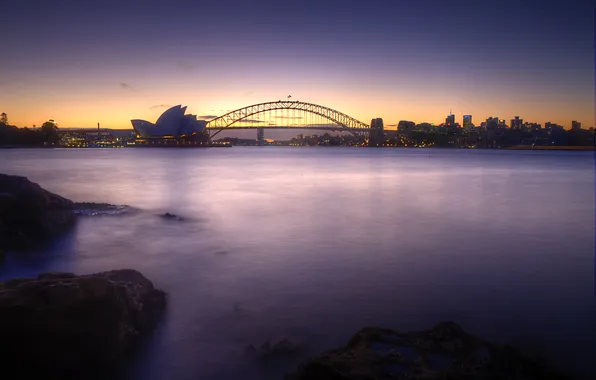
0,147 -> 594,379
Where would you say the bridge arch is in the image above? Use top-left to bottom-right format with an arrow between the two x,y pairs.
205,101 -> 370,137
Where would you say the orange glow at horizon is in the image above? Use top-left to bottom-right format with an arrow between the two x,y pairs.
2,73 -> 594,130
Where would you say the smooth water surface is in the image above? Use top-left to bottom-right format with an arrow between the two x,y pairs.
1,147 -> 594,379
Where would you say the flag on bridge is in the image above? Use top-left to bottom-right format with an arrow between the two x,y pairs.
287,95 -> 292,99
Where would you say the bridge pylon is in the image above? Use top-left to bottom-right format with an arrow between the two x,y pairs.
369,118 -> 385,147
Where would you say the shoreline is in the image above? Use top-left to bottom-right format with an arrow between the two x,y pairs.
504,145 -> 595,151
1,145 -> 594,150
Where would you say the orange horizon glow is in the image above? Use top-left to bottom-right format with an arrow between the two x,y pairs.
3,89 -> 594,131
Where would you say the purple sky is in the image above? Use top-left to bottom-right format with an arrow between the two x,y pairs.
1,0 -> 593,130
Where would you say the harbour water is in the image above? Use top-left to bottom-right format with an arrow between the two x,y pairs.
1,147 -> 594,379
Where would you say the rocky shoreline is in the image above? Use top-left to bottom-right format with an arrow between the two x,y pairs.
286,322 -> 571,380
0,269 -> 166,379
0,173 -> 575,379
0,173 -> 129,250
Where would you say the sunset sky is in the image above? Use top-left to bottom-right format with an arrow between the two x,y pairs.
1,0 -> 594,130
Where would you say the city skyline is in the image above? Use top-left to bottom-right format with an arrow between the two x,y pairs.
1,0 -> 594,130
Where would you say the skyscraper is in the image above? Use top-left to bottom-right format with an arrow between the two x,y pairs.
485,117 -> 499,130
511,116 -> 523,130
571,121 -> 582,131
445,111 -> 455,126
463,115 -> 473,130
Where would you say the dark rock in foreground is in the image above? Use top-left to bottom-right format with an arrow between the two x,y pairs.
0,174 -> 127,249
0,173 -> 76,249
287,322 -> 571,380
0,269 -> 166,379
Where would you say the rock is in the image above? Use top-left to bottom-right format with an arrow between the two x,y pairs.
286,322 -> 571,380
0,269 -> 166,379
0,174 -> 76,250
246,337 -> 303,359
73,202 -> 131,216
160,212 -> 184,221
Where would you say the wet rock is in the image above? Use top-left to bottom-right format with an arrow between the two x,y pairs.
246,338 -> 303,359
73,202 -> 130,216
0,269 -> 166,379
0,174 -> 76,250
160,212 -> 184,221
0,174 -> 125,249
286,322 -> 571,380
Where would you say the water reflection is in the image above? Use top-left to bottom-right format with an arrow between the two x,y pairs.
0,147 -> 594,379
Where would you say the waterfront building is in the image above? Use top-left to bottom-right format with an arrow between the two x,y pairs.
397,120 -> 415,133
131,105 -> 208,145
369,118 -> 384,146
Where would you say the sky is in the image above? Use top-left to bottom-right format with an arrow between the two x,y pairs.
1,0 -> 594,131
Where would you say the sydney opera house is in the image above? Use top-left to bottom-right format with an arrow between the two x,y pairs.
131,105 -> 209,145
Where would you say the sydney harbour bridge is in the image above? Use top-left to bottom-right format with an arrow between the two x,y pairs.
205,100 -> 384,146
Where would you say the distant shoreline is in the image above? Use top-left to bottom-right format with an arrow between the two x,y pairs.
504,145 -> 595,151
1,145 -> 594,151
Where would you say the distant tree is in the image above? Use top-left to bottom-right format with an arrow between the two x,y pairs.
0,112 -> 7,125
41,120 -> 60,145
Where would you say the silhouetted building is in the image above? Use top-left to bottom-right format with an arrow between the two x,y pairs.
511,116 -> 523,130
369,118 -> 384,146
131,105 -> 208,145
397,120 -> 415,133
445,112 -> 455,126
463,115 -> 473,130
524,122 -> 541,132
415,122 -> 432,132
257,128 -> 264,146
545,122 -> 564,131
485,117 -> 499,131
571,121 -> 582,131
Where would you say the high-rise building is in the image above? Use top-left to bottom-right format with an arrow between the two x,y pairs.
463,115 -> 473,130
445,112 -> 455,126
571,121 -> 582,131
369,118 -> 384,147
510,116 -> 523,130
485,117 -> 499,130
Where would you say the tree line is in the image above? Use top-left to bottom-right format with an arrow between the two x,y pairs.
0,115 -> 60,146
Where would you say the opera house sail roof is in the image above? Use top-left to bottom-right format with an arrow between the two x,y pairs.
131,105 -> 207,139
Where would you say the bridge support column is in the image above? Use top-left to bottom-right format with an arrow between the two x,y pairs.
257,128 -> 264,146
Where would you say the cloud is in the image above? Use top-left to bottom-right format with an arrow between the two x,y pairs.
198,115 -> 219,120
176,61 -> 199,71
150,104 -> 171,110
119,82 -> 134,90
386,124 -> 398,127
